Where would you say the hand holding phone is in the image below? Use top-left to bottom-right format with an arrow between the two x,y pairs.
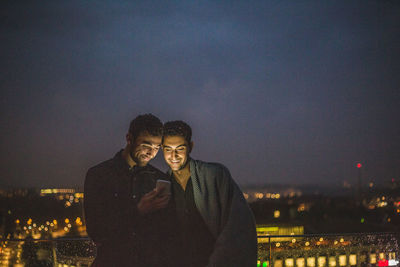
156,179 -> 171,197
137,180 -> 171,214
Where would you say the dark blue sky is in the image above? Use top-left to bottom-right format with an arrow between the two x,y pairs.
1,0 -> 399,188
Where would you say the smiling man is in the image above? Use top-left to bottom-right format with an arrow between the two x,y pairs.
84,114 -> 175,267
162,120 -> 257,267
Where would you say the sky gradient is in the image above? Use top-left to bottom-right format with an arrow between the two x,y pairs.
1,0 -> 399,188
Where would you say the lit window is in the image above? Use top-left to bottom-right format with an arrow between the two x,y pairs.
307,257 -> 316,267
370,254 -> 377,264
318,256 -> 326,267
349,254 -> 357,266
297,258 -> 305,267
339,255 -> 347,266
329,256 -> 336,267
285,258 -> 294,267
274,259 -> 283,267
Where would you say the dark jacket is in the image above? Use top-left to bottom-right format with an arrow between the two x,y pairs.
168,158 -> 258,267
84,150 -> 176,267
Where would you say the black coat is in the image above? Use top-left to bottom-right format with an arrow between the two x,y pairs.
84,150 -> 177,267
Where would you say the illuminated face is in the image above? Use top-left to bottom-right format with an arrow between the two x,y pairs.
162,135 -> 191,171
128,132 -> 162,166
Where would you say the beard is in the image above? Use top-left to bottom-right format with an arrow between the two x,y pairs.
169,157 -> 189,171
131,151 -> 150,167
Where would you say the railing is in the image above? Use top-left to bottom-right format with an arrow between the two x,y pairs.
0,233 -> 399,267
0,237 -> 95,267
257,233 -> 400,267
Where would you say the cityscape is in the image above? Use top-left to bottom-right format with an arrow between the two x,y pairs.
0,173 -> 399,266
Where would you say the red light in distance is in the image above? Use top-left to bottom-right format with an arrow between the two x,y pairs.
356,163 -> 362,168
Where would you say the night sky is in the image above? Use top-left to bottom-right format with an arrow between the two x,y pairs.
1,1 -> 399,188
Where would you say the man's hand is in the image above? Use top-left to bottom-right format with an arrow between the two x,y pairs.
137,189 -> 170,214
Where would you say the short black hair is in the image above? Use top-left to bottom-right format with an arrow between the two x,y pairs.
129,114 -> 163,141
163,120 -> 192,144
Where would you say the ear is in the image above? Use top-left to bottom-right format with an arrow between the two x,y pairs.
126,133 -> 132,145
189,141 -> 194,153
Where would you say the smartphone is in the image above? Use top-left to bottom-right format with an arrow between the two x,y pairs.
156,179 -> 171,197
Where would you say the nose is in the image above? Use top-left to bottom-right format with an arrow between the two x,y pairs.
171,150 -> 178,159
146,147 -> 156,156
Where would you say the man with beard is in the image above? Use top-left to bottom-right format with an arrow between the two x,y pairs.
162,120 -> 257,267
84,114 -> 175,266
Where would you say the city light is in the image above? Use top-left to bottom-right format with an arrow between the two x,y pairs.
286,258 -> 294,267
349,255 -> 357,266
297,203 -> 306,212
274,210 -> 280,218
307,257 -> 315,267
329,257 -> 336,267
318,256 -> 326,267
296,258 -> 305,267
339,255 -> 347,266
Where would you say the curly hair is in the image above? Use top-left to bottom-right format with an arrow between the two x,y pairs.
129,114 -> 163,141
163,120 -> 192,144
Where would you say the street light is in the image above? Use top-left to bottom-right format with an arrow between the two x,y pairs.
356,162 -> 362,203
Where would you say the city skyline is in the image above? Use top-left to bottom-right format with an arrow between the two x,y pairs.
1,1 -> 399,188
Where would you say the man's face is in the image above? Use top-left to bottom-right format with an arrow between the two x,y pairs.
162,135 -> 191,171
129,132 -> 162,166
